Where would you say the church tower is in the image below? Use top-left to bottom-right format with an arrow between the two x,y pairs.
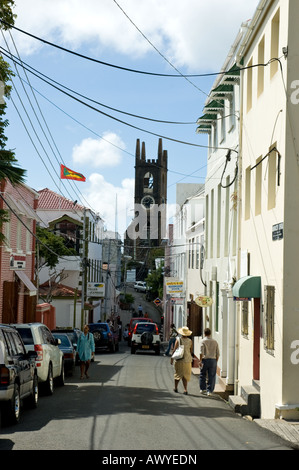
125,138 -> 168,264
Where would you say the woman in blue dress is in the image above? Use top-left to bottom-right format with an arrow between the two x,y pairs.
77,325 -> 95,379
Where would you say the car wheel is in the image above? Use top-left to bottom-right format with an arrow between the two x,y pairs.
44,364 -> 54,395
56,360 -> 65,386
131,346 -> 136,354
155,347 -> 160,356
28,374 -> 39,408
5,383 -> 21,424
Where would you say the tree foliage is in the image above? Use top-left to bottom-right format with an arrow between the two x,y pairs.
36,226 -> 77,269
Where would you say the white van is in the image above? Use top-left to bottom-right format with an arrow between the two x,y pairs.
11,323 -> 64,395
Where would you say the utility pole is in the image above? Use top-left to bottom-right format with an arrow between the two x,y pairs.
81,208 -> 86,330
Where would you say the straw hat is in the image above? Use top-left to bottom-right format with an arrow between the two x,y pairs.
177,326 -> 192,336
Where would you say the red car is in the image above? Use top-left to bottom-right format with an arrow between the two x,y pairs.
128,317 -> 153,345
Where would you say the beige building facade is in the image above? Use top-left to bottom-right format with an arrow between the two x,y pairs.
233,0 -> 299,419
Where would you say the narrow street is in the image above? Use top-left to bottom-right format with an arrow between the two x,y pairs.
0,340 -> 292,451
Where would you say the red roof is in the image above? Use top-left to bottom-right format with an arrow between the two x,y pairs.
37,188 -> 85,211
39,282 -> 80,297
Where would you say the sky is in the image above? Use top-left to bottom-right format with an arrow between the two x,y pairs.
1,0 -> 260,238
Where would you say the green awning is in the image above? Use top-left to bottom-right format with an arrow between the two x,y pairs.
232,276 -> 261,299
196,113 -> 218,124
224,63 -> 241,78
196,124 -> 212,134
204,99 -> 224,113
211,84 -> 234,98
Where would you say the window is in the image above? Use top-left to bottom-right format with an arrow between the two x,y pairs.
255,156 -> 262,215
258,36 -> 265,96
264,285 -> 275,350
17,217 -> 22,251
245,166 -> 251,220
268,144 -> 277,210
247,58 -> 253,112
270,9 -> 280,79
26,217 -> 31,252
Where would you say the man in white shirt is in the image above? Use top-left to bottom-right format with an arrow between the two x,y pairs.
199,328 -> 220,395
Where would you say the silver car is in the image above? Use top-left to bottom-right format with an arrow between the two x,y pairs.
11,323 -> 64,395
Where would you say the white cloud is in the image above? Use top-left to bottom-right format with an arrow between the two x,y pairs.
84,173 -> 135,236
72,133 -> 125,168
9,0 -> 260,70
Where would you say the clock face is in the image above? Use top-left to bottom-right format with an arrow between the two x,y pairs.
141,195 -> 155,209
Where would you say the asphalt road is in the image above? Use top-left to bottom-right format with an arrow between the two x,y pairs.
0,341 -> 293,452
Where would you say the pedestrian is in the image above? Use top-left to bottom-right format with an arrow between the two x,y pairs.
163,323 -> 178,356
199,328 -> 220,395
170,326 -> 193,395
138,304 -> 143,315
77,325 -> 95,379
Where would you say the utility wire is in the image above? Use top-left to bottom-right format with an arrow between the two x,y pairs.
0,20 -> 279,79
0,19 -> 230,78
2,32 -> 99,213
1,48 -> 235,151
0,46 -> 195,125
112,0 -> 208,96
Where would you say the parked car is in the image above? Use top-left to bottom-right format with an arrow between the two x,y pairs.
52,333 -> 76,375
128,317 -> 153,345
0,324 -> 38,424
130,322 -> 160,355
52,328 -> 82,364
88,323 -> 119,353
11,323 -> 64,395
134,281 -> 148,292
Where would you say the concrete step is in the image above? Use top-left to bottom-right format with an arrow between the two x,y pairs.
229,384 -> 261,419
228,395 -> 248,415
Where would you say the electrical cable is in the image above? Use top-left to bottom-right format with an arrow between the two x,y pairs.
0,46 -> 196,125
1,47 -> 232,150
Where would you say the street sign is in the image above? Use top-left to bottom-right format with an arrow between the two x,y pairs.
87,282 -> 105,297
153,298 -> 162,306
10,254 -> 26,270
165,278 -> 184,294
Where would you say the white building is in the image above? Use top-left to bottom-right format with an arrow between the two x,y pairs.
168,184 -> 204,354
196,28 -> 244,396
231,0 -> 299,419
37,188 -> 104,328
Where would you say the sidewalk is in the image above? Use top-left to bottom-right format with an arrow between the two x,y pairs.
254,418 -> 299,449
163,342 -> 299,449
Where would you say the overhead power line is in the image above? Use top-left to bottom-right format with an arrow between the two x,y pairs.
0,47 -> 195,125
1,47 -> 226,150
0,19 -> 215,77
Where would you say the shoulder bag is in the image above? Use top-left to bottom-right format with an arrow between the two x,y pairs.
171,337 -> 185,360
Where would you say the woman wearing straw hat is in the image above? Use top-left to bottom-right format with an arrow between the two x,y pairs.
170,326 -> 193,395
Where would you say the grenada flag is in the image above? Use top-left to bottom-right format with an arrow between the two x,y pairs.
60,164 -> 86,182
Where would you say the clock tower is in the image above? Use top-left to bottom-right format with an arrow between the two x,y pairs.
125,138 -> 168,263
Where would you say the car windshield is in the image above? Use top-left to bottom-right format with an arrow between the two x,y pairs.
131,319 -> 148,328
14,328 -> 34,345
53,334 -> 71,347
135,324 -> 156,334
89,324 -> 109,333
